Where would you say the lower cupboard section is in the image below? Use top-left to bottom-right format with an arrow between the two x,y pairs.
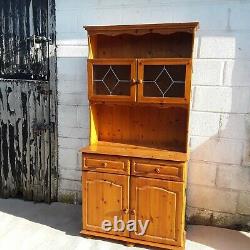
82,171 -> 185,247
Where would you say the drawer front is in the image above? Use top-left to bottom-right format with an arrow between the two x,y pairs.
83,154 -> 130,174
132,159 -> 184,181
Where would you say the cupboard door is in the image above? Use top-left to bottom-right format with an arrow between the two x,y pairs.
83,172 -> 129,237
137,58 -> 192,104
130,177 -> 185,246
88,59 -> 137,102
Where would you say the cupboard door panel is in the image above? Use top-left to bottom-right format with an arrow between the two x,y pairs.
138,58 -> 192,104
83,172 -> 129,237
130,177 -> 185,246
88,59 -> 137,102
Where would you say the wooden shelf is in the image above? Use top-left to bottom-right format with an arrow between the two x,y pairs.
84,22 -> 199,36
80,141 -> 188,162
90,100 -> 189,109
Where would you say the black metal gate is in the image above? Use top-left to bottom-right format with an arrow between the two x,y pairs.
0,0 -> 57,202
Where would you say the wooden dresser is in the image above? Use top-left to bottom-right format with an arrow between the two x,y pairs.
80,22 -> 198,250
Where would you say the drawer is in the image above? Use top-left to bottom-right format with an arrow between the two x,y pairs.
131,159 -> 185,181
83,154 -> 130,174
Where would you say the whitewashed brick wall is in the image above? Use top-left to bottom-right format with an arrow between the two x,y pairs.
56,0 -> 250,226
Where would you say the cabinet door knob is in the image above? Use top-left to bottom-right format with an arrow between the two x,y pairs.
102,162 -> 107,167
130,209 -> 136,215
122,208 -> 129,214
131,78 -> 136,84
155,168 -> 160,174
139,79 -> 143,84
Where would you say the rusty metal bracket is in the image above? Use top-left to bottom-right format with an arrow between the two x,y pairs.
27,35 -> 51,44
33,123 -> 54,134
39,89 -> 52,95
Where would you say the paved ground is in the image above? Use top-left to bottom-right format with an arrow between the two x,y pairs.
0,199 -> 249,250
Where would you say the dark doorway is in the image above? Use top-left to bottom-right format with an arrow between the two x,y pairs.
0,0 -> 57,202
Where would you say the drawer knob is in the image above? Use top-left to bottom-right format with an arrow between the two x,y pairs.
130,209 -> 136,216
155,168 -> 160,174
103,162 -> 107,167
122,208 -> 129,214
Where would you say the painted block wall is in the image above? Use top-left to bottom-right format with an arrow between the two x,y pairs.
56,0 -> 250,228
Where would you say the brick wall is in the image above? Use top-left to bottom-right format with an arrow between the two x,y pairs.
56,0 -> 250,227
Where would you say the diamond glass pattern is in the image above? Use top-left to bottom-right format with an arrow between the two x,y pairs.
93,65 -> 131,96
143,65 -> 186,98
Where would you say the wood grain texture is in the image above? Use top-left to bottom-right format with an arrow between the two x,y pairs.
137,58 -> 192,104
84,22 -> 199,36
130,177 -> 185,246
83,154 -> 130,175
0,0 -> 57,202
87,104 -> 188,155
92,33 -> 194,59
87,59 -> 137,102
83,171 -> 129,237
0,80 -> 51,201
81,22 -> 197,249
48,0 -> 58,202
0,0 -> 49,80
80,141 -> 188,162
131,158 -> 185,181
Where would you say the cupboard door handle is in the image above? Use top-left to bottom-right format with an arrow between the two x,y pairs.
139,79 -> 143,84
130,209 -> 136,215
122,208 -> 129,214
102,162 -> 107,167
155,168 -> 160,174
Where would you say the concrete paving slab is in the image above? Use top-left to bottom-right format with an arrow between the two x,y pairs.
0,199 -> 249,250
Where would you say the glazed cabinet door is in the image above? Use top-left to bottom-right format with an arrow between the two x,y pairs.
130,177 -> 185,246
83,172 -> 129,237
137,58 -> 192,104
88,59 -> 137,102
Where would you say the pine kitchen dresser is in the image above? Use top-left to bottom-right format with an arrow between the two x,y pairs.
80,22 -> 199,250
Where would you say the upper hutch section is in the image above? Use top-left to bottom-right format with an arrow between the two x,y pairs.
84,22 -> 199,59
83,23 -> 198,159
84,23 -> 198,104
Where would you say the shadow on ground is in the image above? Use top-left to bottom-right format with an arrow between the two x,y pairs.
187,225 -> 250,250
0,198 -> 82,236
0,198 -> 250,250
